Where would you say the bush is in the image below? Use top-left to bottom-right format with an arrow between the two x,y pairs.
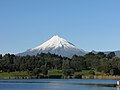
48,75 -> 62,79
63,69 -> 74,76
31,68 -> 41,76
74,74 -> 82,79
89,70 -> 95,75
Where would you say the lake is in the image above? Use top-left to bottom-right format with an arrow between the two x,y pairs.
0,79 -> 119,90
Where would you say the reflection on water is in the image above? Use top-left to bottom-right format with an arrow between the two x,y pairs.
0,79 -> 119,90
117,87 -> 120,90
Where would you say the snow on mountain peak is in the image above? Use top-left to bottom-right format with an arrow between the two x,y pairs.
18,35 -> 86,58
31,35 -> 76,51
52,35 -> 61,39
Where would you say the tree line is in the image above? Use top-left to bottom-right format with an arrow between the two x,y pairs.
0,52 -> 120,76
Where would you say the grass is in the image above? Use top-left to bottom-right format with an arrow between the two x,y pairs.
74,70 -> 108,76
74,70 -> 91,76
0,71 -> 29,78
49,70 -> 96,76
0,70 -> 63,78
48,70 -> 63,75
0,70 -> 109,79
48,70 -> 92,76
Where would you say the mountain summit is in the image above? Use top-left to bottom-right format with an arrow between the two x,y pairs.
18,35 -> 86,57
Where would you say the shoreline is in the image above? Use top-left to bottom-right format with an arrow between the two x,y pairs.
1,75 -> 120,79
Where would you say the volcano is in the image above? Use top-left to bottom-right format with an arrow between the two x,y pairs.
18,35 -> 86,58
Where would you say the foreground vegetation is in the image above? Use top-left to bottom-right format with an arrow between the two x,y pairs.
0,52 -> 120,79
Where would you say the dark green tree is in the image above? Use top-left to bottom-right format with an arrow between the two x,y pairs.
71,55 -> 86,71
32,68 -> 41,76
63,69 -> 74,76
96,52 -> 106,58
0,54 -> 2,59
107,52 -> 115,59
40,65 -> 48,75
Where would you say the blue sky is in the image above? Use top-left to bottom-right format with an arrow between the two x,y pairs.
0,0 -> 120,54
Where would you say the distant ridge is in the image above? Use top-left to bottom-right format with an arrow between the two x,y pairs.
91,50 -> 120,57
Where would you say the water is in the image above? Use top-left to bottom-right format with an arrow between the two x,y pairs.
0,79 -> 119,90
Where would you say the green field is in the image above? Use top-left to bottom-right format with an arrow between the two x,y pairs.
0,71 -> 29,78
0,70 -> 109,79
48,70 -> 63,75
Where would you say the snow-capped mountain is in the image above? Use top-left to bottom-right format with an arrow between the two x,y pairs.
18,35 -> 87,58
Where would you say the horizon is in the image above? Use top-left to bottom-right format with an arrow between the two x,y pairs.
0,0 -> 120,54
2,35 -> 120,55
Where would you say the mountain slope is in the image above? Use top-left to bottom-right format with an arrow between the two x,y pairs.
18,35 -> 86,58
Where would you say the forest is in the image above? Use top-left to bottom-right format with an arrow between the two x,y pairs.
0,52 -> 120,78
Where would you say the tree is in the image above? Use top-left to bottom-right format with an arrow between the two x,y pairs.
110,68 -> 120,75
97,59 -> 112,73
40,65 -> 48,75
96,52 -> 106,58
71,56 -> 86,71
107,52 -> 115,59
0,54 -> 2,59
85,52 -> 100,70
32,68 -> 41,76
63,69 -> 74,76
62,59 -> 70,70
89,70 -> 95,75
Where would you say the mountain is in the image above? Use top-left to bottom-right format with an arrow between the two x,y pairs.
18,35 -> 87,58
